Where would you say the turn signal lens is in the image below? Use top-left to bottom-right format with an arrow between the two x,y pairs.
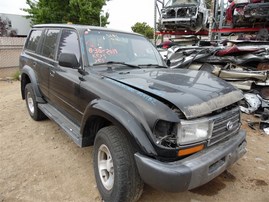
177,145 -> 204,157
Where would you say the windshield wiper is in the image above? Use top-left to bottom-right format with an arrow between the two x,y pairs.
138,64 -> 167,68
93,61 -> 141,69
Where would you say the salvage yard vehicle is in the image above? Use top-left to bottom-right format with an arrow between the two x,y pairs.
226,0 -> 269,28
166,40 -> 269,91
160,0 -> 208,32
20,24 -> 246,202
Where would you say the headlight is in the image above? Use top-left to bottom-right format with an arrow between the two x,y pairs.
161,9 -> 167,15
177,118 -> 213,145
161,9 -> 167,18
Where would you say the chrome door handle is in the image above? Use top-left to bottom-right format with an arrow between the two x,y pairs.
50,70 -> 55,77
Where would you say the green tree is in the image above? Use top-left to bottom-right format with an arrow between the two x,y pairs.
131,22 -> 154,39
23,0 -> 109,26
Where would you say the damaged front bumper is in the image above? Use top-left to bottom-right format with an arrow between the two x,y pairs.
161,16 -> 202,32
135,130 -> 246,192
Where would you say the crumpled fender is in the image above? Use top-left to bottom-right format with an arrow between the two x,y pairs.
81,99 -> 157,156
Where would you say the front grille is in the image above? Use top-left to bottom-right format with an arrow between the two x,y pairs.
166,9 -> 176,18
177,8 -> 187,17
208,107 -> 241,146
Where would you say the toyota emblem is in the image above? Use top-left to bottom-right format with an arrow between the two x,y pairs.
226,121 -> 234,131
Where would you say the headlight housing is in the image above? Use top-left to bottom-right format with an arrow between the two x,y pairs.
177,118 -> 213,145
161,9 -> 167,18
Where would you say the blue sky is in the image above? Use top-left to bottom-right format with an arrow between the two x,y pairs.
0,0 -> 156,32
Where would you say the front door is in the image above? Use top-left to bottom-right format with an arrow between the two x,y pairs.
48,29 -> 82,125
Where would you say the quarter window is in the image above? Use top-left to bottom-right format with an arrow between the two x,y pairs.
40,29 -> 60,59
25,30 -> 43,52
58,29 -> 81,64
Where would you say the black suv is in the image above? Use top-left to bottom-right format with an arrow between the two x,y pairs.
20,24 -> 246,202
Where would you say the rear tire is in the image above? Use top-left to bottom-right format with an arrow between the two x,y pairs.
25,83 -> 46,121
93,126 -> 144,202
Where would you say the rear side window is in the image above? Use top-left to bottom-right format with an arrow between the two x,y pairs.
40,29 -> 60,59
25,30 -> 43,52
58,29 -> 81,63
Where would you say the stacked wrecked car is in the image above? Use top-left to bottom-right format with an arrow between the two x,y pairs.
231,0 -> 269,28
159,0 -> 208,32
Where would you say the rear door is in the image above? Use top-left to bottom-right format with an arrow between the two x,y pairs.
36,28 -> 60,99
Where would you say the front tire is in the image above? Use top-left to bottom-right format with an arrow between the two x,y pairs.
93,126 -> 144,202
25,83 -> 46,121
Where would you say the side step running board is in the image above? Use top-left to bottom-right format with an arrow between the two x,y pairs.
38,103 -> 83,147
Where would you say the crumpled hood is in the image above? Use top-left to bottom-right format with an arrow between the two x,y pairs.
102,69 -> 243,119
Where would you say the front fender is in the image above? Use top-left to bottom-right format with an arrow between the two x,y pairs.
20,65 -> 46,103
81,99 -> 157,156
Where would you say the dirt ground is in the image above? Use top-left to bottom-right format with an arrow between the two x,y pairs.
0,80 -> 269,202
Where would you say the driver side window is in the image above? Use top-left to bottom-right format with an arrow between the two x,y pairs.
58,29 -> 81,65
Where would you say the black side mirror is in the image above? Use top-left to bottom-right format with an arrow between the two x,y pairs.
58,53 -> 80,68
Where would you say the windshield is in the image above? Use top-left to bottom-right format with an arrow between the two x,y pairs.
84,30 -> 164,67
165,0 -> 198,6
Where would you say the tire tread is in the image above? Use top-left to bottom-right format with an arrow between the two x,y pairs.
94,126 -> 144,202
25,83 -> 46,121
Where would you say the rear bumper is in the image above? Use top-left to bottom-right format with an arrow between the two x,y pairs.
135,130 -> 246,192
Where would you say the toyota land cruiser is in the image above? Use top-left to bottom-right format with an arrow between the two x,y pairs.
20,24 -> 246,202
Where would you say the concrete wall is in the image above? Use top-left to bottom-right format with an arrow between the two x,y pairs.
0,37 -> 25,79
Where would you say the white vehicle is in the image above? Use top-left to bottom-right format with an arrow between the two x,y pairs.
160,0 -> 208,32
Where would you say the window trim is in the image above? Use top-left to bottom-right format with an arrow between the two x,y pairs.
39,28 -> 61,60
24,28 -> 44,53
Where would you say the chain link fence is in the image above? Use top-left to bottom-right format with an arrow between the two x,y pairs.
0,37 -> 25,79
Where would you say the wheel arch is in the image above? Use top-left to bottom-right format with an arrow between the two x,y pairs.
80,99 -> 157,156
20,66 -> 45,103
